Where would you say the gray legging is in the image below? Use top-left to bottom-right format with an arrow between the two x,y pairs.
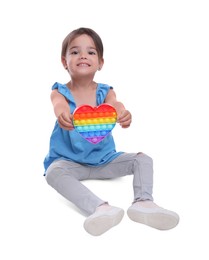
45,153 -> 153,215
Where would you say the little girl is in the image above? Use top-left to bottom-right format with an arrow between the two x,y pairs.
44,27 -> 179,236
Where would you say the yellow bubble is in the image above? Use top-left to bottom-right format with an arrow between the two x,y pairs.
74,120 -> 80,125
110,118 -> 116,123
87,119 -> 92,124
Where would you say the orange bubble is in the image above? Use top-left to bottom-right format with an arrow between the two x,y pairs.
80,113 -> 86,119
86,113 -> 92,118
93,112 -> 97,118
74,114 -> 80,120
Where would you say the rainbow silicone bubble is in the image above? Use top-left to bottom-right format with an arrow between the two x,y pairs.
73,104 -> 117,144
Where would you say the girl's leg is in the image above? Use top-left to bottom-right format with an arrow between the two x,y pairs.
45,159 -> 124,236
132,152 -> 154,202
122,153 -> 179,230
45,160 -> 105,215
90,152 -> 154,202
90,153 -> 179,230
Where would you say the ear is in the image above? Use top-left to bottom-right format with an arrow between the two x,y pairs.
61,56 -> 68,70
98,58 -> 104,71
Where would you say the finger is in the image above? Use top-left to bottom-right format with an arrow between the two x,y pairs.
121,125 -> 130,128
118,115 -> 132,124
58,121 -> 74,130
61,113 -> 72,123
118,110 -> 131,120
120,118 -> 132,127
58,117 -> 73,128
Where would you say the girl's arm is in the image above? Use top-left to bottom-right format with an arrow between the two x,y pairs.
105,89 -> 132,128
51,90 -> 74,130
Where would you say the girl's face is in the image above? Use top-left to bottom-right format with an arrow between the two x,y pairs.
62,34 -> 104,78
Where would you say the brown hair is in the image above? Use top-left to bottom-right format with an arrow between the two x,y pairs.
61,27 -> 104,60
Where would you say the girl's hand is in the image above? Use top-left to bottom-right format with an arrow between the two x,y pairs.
117,110 -> 132,128
58,112 -> 74,130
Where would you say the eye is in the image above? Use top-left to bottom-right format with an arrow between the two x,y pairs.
88,51 -> 96,55
71,51 -> 78,55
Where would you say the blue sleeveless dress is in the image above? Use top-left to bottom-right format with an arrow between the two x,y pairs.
43,82 -> 123,171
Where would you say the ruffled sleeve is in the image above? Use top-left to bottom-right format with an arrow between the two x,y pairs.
96,83 -> 113,105
52,82 -> 75,103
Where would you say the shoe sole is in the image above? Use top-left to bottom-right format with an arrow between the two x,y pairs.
127,209 -> 179,230
84,209 -> 124,236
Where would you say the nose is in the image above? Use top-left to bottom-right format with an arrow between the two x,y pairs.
80,52 -> 87,59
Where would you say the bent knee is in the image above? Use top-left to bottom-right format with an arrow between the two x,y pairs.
45,170 -> 54,186
45,166 -> 61,186
136,152 -> 153,165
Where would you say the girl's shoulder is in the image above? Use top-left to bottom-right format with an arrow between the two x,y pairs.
96,83 -> 113,104
51,82 -> 74,102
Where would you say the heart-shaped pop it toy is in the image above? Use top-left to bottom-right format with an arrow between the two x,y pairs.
73,104 -> 117,144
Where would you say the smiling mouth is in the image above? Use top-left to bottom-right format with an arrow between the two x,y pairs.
77,63 -> 90,67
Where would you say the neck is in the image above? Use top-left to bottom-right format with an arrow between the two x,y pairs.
68,78 -> 96,90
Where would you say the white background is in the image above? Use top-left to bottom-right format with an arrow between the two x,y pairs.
0,0 -> 209,259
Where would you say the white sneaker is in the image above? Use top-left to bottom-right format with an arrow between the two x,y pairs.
84,205 -> 124,236
127,201 -> 179,230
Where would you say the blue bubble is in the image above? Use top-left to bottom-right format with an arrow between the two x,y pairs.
101,131 -> 107,136
82,132 -> 89,138
95,131 -> 100,136
89,132 -> 94,137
